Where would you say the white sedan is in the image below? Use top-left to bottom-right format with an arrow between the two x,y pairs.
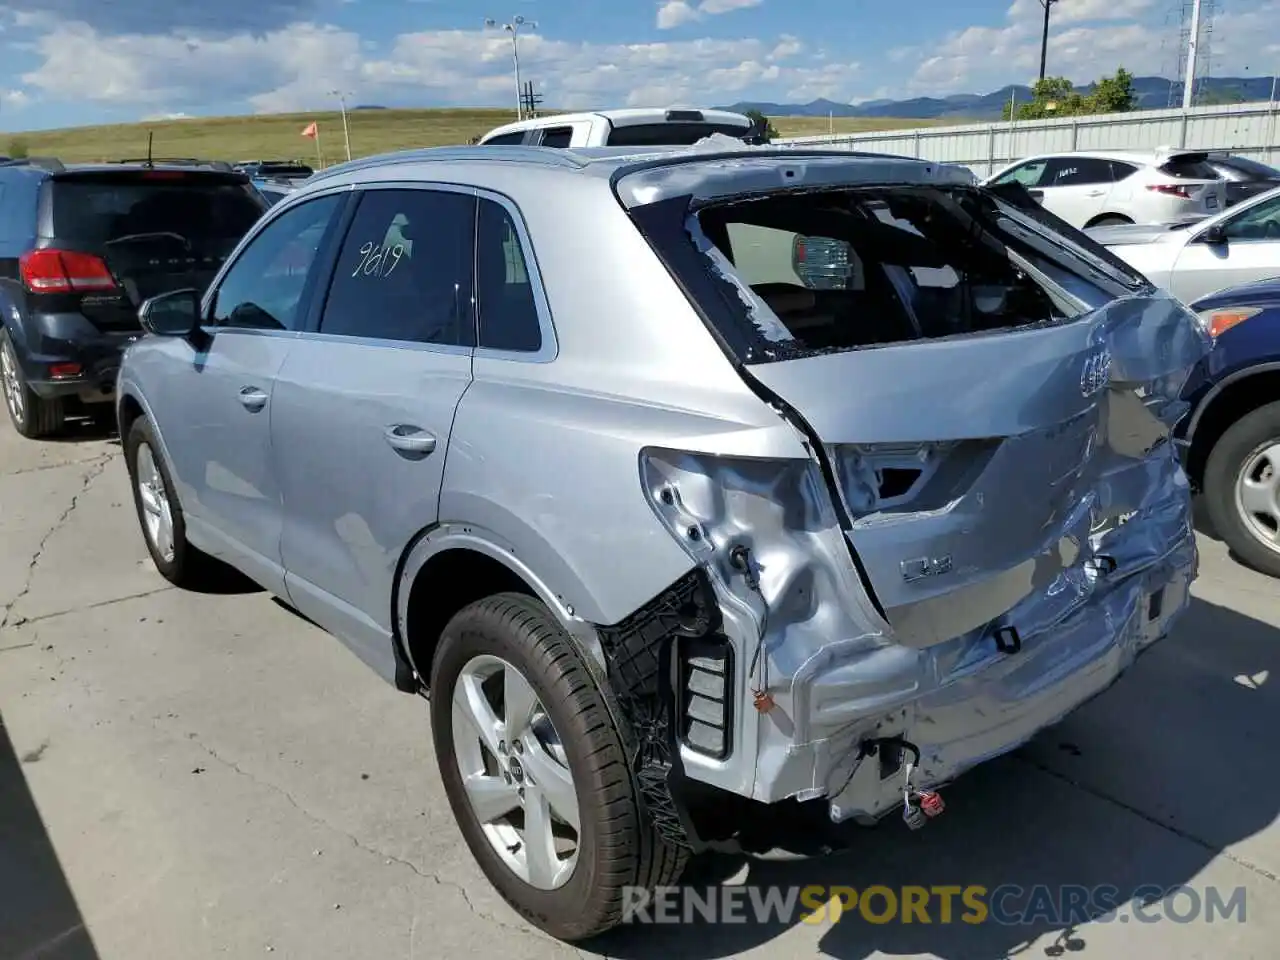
1086,183 -> 1280,304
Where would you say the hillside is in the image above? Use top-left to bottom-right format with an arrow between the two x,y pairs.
3,109 -> 942,165
725,75 -> 1280,123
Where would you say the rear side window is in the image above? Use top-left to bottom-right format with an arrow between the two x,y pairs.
1158,155 -> 1221,180
476,198 -> 542,353
538,127 -> 574,148
49,175 -> 266,246
320,188 -> 476,346
1110,161 -> 1139,181
607,123 -> 751,147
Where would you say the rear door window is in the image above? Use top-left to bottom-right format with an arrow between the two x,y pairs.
1042,157 -> 1115,186
319,188 -> 477,346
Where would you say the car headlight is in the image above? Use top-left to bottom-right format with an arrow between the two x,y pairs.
1196,305 -> 1263,338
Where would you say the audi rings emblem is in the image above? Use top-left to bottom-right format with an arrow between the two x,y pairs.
1080,347 -> 1112,398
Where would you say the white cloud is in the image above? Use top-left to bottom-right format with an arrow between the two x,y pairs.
16,20 -> 861,115
2,88 -> 28,109
656,1 -> 699,29
656,0 -> 763,30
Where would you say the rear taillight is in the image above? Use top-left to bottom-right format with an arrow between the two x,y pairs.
20,249 -> 117,294
1146,183 -> 1194,199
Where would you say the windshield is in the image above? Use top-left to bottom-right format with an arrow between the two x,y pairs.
50,175 -> 267,246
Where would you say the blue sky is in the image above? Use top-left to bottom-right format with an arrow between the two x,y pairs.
1,0 -> 1278,130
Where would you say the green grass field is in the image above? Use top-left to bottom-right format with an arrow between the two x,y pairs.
3,108 -> 949,166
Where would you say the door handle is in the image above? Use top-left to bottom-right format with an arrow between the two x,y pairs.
1086,190 -> 1105,197
238,386 -> 268,412
384,424 -> 437,455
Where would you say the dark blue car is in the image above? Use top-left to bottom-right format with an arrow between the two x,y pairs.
1176,276 -> 1280,577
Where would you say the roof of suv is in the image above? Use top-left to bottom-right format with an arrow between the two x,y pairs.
300,144 -> 969,205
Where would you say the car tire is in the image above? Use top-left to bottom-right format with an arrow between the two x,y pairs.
1,327 -> 64,439
1203,399 -> 1280,579
124,415 -> 220,588
430,592 -> 687,941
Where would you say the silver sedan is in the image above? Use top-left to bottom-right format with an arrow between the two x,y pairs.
1087,183 -> 1280,304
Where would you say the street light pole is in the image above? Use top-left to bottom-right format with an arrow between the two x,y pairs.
1039,0 -> 1059,80
329,89 -> 353,161
485,15 -> 537,121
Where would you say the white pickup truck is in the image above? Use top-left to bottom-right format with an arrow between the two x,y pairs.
477,107 -> 759,148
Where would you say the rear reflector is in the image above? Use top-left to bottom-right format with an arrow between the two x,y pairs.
20,249 -> 117,294
48,362 -> 82,379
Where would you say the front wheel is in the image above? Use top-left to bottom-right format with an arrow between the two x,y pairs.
124,416 -> 221,588
1203,400 -> 1280,578
430,593 -> 687,941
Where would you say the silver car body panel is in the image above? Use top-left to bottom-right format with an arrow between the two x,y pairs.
119,145 -> 1208,819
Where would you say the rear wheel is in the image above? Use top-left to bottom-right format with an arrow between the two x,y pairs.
430,593 -> 687,941
1,328 -> 64,439
124,416 -> 220,588
1204,400 -> 1280,578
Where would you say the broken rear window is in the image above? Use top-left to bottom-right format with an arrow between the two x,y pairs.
630,184 -> 1152,363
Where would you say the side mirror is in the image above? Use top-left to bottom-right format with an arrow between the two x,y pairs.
1197,224 -> 1227,245
138,288 -> 203,338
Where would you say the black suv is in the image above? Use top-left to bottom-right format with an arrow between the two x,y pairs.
0,158 -> 269,438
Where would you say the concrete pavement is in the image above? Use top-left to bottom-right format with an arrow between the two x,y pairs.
1,417 -> 1278,959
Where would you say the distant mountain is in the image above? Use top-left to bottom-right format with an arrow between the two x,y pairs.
724,75 -> 1278,123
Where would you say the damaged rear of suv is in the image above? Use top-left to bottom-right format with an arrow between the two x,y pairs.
613,153 -> 1209,843
116,144 -> 1210,945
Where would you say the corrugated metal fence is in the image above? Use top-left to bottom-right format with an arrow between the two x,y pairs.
774,100 -> 1280,177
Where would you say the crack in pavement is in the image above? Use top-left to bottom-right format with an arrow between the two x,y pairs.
1,454 -> 116,631
182,733 -> 566,948
16,585 -> 175,628
1018,754 -> 1280,885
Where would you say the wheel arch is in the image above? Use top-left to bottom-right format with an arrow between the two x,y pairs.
1185,364 -> 1280,489
394,524 -> 608,692
1084,212 -> 1134,228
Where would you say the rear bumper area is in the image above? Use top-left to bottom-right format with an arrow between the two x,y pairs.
738,468 -> 1198,823
16,318 -> 137,403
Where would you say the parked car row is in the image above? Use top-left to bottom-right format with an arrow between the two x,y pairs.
0,128 -> 1269,944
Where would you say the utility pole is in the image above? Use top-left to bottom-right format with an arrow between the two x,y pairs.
329,89 -> 353,161
1183,0 -> 1203,109
485,15 -> 537,121
1039,0 -> 1059,80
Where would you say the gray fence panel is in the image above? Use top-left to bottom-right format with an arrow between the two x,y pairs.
777,101 -> 1280,178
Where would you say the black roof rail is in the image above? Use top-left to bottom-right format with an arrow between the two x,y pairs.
113,157 -> 236,172
0,156 -> 66,172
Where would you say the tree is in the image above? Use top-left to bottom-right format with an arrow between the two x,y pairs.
743,108 -> 779,141
1088,67 -> 1135,113
1000,68 -> 1136,121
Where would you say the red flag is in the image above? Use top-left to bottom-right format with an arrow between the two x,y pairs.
300,121 -> 318,139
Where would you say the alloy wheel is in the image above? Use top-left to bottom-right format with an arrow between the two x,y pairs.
450,654 -> 580,890
1,337 -> 24,424
134,441 -> 176,563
